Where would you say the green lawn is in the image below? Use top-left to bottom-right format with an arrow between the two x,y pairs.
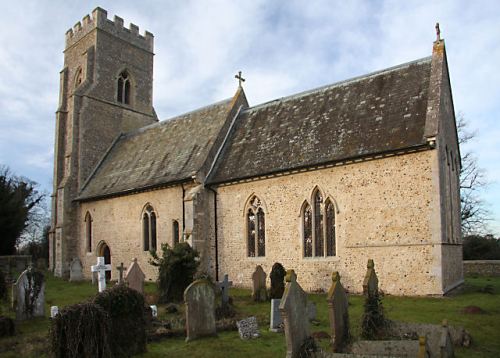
0,274 -> 499,357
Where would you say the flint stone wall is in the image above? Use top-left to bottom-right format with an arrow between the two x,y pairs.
463,260 -> 500,277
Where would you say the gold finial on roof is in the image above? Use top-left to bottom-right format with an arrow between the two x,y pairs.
435,22 -> 441,41
235,70 -> 245,87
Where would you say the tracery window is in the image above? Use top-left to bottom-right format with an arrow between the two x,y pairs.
117,71 -> 131,104
85,212 -> 92,253
303,188 -> 337,257
142,205 -> 157,251
246,196 -> 265,257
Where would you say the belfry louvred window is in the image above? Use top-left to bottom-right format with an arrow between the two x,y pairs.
303,188 -> 337,258
246,196 -> 265,257
142,205 -> 157,251
117,71 -> 130,104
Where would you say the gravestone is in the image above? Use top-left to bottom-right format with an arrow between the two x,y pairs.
125,258 -> 145,294
236,316 -> 260,339
150,305 -> 158,318
184,279 -> 216,342
12,267 -> 45,320
440,319 -> 455,358
270,262 -> 286,299
251,265 -> 267,301
91,271 -> 97,285
326,271 -> 350,352
116,262 -> 127,284
307,302 -> 317,321
363,259 -> 379,296
91,257 -> 112,293
50,306 -> 59,318
352,338 -> 430,357
217,273 -> 233,306
69,257 -> 83,282
279,270 -> 310,358
270,298 -> 283,332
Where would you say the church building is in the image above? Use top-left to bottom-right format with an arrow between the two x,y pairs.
49,8 -> 463,295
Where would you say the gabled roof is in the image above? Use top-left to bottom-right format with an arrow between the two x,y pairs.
77,98 -> 233,200
207,57 -> 433,184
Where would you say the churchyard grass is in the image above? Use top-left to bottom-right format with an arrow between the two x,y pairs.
0,274 -> 499,357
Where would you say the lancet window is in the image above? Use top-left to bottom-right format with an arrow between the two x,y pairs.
142,205 -> 157,251
173,220 -> 180,245
85,212 -> 92,253
117,71 -> 131,104
246,196 -> 266,257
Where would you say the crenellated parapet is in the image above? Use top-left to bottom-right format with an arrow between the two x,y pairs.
65,7 -> 153,52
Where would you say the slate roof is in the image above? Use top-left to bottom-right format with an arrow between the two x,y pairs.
207,57 -> 433,184
78,98 -> 233,200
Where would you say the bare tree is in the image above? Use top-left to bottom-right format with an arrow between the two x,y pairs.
457,114 -> 490,235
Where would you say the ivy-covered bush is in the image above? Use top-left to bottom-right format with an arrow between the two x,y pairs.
50,302 -> 112,358
149,243 -> 199,302
94,284 -> 147,357
269,262 -> 286,299
361,290 -> 387,339
0,270 -> 8,302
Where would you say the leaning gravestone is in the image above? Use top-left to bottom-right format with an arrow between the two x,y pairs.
184,279 -> 216,342
251,265 -> 267,301
270,262 -> 286,299
236,316 -> 260,339
279,270 -> 310,358
69,257 -> 83,282
363,259 -> 379,296
270,298 -> 283,332
326,271 -> 350,353
125,258 -> 145,294
12,267 -> 45,320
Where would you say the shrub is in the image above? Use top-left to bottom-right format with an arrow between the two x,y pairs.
0,270 -> 8,302
463,235 -> 500,260
361,290 -> 388,339
269,262 -> 286,299
94,284 -> 147,357
0,316 -> 15,337
149,243 -> 199,302
50,302 -> 112,358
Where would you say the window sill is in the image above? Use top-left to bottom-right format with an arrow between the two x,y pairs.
246,256 -> 266,261
302,256 -> 340,262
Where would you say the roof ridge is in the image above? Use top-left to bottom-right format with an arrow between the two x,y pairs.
122,97 -> 233,138
245,56 -> 432,113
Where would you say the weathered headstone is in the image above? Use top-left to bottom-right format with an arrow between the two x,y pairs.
184,279 -> 216,342
363,259 -> 379,296
352,338 -> 430,357
307,301 -> 317,321
150,305 -> 158,318
125,258 -> 145,294
50,306 -> 59,318
236,316 -> 260,339
217,273 -> 233,306
279,270 -> 310,358
270,262 -> 286,299
69,257 -> 83,282
439,319 -> 455,358
251,265 -> 267,301
12,267 -> 45,320
116,262 -> 127,284
270,298 -> 283,332
91,257 -> 112,293
326,271 -> 350,352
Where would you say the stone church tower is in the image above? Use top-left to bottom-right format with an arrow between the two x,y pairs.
49,8 -> 157,277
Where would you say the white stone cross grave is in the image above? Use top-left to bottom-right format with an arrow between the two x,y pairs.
91,256 -> 112,293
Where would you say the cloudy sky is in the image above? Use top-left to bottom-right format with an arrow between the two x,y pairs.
1,0 -> 499,235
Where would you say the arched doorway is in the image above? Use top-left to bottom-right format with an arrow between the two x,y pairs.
98,242 -> 112,281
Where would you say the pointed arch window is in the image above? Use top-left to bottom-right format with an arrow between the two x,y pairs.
85,212 -> 92,253
172,220 -> 180,246
302,188 -> 337,258
246,196 -> 265,257
117,71 -> 131,104
142,205 -> 157,251
75,67 -> 83,88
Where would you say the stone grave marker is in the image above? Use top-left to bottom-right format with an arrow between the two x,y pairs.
440,319 -> 455,358
270,262 -> 286,299
270,298 -> 283,332
91,271 -> 97,285
69,257 -> 83,282
363,259 -> 379,296
352,338 -> 430,357
279,269 -> 310,358
307,301 -> 317,321
326,271 -> 350,353
91,257 -> 112,293
12,267 -> 45,320
236,316 -> 260,339
251,265 -> 267,301
217,273 -> 233,306
125,258 -> 145,294
50,306 -> 59,318
184,278 -> 216,342
116,262 -> 127,284
150,305 -> 158,318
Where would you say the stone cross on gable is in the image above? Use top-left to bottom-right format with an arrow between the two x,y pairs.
116,262 -> 127,284
235,70 -> 245,87
91,257 -> 112,293
217,274 -> 233,306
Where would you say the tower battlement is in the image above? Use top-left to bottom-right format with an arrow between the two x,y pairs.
65,7 -> 153,52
